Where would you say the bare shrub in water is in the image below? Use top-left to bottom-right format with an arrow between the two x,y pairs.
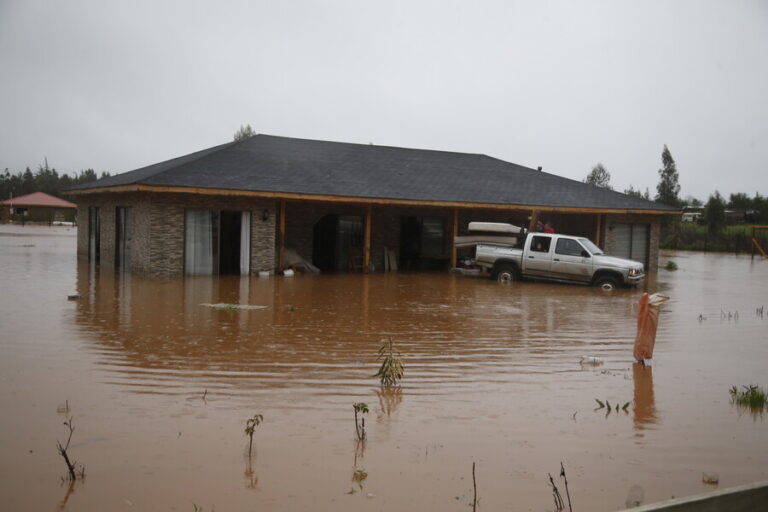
57,416 -> 85,481
353,402 -> 369,440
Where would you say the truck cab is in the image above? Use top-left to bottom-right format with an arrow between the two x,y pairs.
473,231 -> 645,290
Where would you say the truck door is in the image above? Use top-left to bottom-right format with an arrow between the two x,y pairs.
524,235 -> 553,276
551,238 -> 592,282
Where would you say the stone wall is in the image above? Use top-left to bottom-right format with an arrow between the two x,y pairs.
75,192 -> 276,276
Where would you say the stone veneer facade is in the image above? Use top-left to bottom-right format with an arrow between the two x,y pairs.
76,192 -> 663,275
77,192 -> 276,276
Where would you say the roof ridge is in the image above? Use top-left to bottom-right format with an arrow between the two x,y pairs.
256,133 -> 489,158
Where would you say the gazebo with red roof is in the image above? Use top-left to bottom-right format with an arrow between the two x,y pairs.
1,192 -> 77,224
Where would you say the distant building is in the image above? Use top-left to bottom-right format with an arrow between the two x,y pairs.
0,192 -> 77,224
67,134 -> 679,275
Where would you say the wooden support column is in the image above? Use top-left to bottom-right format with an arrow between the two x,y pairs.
363,204 -> 372,273
451,208 -> 459,268
595,214 -> 602,245
278,200 -> 286,271
528,209 -> 541,232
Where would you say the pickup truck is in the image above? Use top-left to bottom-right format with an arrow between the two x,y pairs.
473,231 -> 645,290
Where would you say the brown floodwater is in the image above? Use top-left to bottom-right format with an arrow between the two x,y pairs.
1,224 -> 767,511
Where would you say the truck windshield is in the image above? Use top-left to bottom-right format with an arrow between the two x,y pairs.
579,238 -> 604,255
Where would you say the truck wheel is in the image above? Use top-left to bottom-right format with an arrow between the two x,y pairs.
595,276 -> 618,291
495,265 -> 518,283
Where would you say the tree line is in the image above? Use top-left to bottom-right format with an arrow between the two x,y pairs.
0,161 -> 111,201
583,145 -> 768,230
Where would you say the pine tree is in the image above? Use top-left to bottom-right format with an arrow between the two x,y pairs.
703,191 -> 726,235
584,163 -> 612,189
655,145 -> 681,207
233,124 -> 255,141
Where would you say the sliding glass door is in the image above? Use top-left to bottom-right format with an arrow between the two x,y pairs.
88,206 -> 100,262
184,210 -> 251,275
116,207 -> 132,271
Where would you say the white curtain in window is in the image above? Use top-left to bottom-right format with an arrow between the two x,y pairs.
240,211 -> 251,275
185,210 -> 215,275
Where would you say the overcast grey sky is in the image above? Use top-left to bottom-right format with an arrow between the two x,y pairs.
1,0 -> 766,201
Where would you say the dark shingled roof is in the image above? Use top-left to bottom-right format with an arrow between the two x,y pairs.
69,134 -> 677,211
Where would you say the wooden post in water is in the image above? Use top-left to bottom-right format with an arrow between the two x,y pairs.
278,200 -> 286,271
451,208 -> 459,268
595,213 -> 602,246
363,204 -> 372,273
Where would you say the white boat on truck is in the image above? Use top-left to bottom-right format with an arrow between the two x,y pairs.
455,223 -> 645,290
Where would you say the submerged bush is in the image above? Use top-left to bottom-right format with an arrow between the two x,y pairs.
664,261 -> 678,271
730,385 -> 767,411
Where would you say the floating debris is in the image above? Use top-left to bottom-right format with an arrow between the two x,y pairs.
702,472 -> 719,485
580,356 -> 604,366
200,303 -> 268,310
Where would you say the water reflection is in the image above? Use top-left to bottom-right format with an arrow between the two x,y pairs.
632,363 -> 657,432
376,387 -> 403,418
244,457 -> 258,490
70,259 -> 653,404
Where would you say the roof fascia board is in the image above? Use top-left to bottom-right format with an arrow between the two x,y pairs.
66,184 -> 680,215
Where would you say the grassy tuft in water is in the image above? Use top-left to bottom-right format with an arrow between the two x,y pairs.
665,261 -> 678,271
730,385 -> 767,410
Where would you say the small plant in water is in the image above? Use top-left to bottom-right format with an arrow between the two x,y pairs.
57,416 -> 85,481
730,384 -> 767,411
594,399 -> 630,416
374,337 -> 404,387
353,402 -> 369,440
664,261 -> 678,271
244,413 -> 264,457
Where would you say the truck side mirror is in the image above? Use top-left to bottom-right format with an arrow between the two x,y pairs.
581,250 -> 590,258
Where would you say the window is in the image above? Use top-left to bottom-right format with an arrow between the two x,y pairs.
530,236 -> 551,253
555,238 -> 585,257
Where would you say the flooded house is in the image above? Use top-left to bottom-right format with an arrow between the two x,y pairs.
66,134 -> 678,276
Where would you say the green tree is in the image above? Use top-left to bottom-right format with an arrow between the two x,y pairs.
683,195 -> 702,207
703,191 -> 726,235
21,167 -> 35,195
754,193 -> 768,223
584,163 -> 612,189
233,124 -> 255,141
624,185 -> 650,200
655,145 -> 681,207
728,192 -> 751,211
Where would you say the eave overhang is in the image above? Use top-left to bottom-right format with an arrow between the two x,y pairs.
66,184 -> 681,216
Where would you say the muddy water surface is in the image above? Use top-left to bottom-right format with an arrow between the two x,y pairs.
1,225 -> 767,511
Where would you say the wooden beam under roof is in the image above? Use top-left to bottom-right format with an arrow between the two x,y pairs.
66,184 -> 680,216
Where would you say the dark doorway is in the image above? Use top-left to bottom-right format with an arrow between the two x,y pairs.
313,214 -> 338,272
399,216 -> 447,271
312,214 -> 364,272
219,210 -> 242,275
